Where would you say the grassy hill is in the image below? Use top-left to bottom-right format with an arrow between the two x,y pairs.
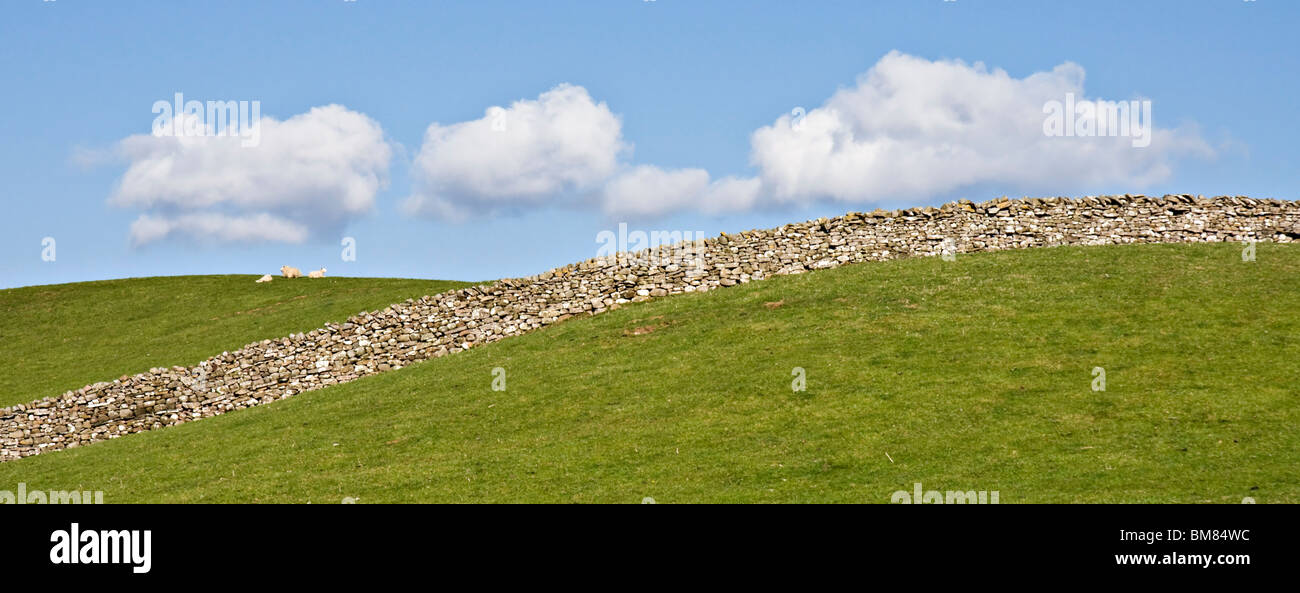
1,243 -> 1297,503
0,275 -> 472,407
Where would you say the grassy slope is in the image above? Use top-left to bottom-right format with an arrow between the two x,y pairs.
1,244 -> 1297,503
0,275 -> 471,407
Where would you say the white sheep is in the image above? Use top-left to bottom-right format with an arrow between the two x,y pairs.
308,267 -> 327,279
280,265 -> 302,278
255,274 -> 273,283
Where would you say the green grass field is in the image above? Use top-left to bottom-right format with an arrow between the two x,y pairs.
0,275 -> 471,407
1,244 -> 1297,503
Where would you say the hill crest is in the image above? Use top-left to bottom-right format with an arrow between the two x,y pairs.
3,194 -> 1296,461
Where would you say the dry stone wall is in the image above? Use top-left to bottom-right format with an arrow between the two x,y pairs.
3,194 -> 1297,462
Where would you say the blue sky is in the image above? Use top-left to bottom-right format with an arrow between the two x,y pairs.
1,0 -> 1296,289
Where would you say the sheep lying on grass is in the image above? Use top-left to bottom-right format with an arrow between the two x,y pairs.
255,274 -> 273,283
280,265 -> 302,278
308,267 -> 327,279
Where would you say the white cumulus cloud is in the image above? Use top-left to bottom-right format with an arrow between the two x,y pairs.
404,83 -> 628,220
401,54 -> 1209,221
110,104 -> 391,245
749,51 -> 1212,205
